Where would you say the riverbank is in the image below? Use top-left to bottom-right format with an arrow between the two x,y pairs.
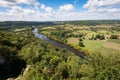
33,28 -> 86,58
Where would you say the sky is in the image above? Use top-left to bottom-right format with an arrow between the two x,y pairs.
0,0 -> 120,21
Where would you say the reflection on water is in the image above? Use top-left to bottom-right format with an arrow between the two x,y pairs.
33,28 -> 51,41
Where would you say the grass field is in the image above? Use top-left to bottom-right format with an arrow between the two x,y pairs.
112,31 -> 120,35
83,40 -> 120,55
77,30 -> 94,34
67,38 -> 79,46
67,38 -> 120,52
97,47 -> 120,56
83,40 -> 104,51
107,39 -> 120,44
14,28 -> 30,32
104,42 -> 120,50
97,30 -> 111,34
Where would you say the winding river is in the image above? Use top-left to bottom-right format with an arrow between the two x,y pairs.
33,28 -> 85,58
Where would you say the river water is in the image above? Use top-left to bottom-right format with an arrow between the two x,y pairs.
33,28 -> 85,58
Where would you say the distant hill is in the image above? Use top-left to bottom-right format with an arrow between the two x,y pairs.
64,20 -> 120,26
0,21 -> 56,27
0,20 -> 120,28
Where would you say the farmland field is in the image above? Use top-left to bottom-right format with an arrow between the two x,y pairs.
107,39 -> 120,44
83,40 -> 104,51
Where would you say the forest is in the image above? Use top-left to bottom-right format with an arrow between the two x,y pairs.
0,20 -> 120,80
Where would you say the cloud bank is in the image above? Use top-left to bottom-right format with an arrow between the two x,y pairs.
0,0 -> 120,21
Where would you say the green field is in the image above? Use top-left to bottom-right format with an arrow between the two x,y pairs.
97,47 -> 120,56
14,28 -> 30,32
107,39 -> 120,44
97,30 -> 111,34
83,40 -> 104,51
67,38 -> 79,46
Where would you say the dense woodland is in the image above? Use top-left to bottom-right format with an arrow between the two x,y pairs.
0,21 -> 120,80
65,20 -> 120,26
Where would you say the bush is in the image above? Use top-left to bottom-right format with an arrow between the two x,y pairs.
95,34 -> 105,40
100,35 -> 105,40
110,35 -> 118,39
79,41 -> 85,47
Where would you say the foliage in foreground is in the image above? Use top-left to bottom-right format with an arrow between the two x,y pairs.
0,31 -> 120,80
81,53 -> 120,80
18,52 -> 120,80
19,40 -> 120,80
18,38 -> 83,79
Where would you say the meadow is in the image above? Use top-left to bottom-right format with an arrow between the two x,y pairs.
39,23 -> 120,55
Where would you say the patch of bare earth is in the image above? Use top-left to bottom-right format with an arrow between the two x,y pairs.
104,42 -> 120,50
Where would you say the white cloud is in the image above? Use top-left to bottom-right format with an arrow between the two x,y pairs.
17,0 -> 35,4
41,4 -> 45,9
59,4 -> 74,12
82,0 -> 120,20
0,0 -> 15,7
45,7 -> 53,13
9,6 -> 22,14
97,8 -> 120,13
0,0 -> 120,21
0,0 -> 41,21
84,0 -> 120,9
40,4 -> 53,13
0,0 -> 40,8
0,9 -> 120,21
9,6 -> 36,18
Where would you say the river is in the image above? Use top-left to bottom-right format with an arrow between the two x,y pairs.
33,28 -> 85,58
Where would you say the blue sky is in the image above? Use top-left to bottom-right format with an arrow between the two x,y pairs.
36,0 -> 87,11
0,0 -> 120,21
